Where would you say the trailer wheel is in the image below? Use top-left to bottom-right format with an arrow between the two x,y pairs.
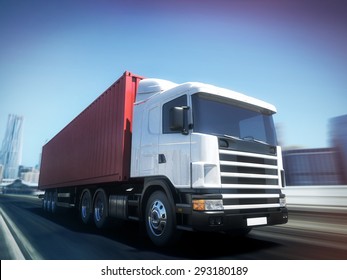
42,192 -> 48,211
47,191 -> 52,212
145,191 -> 177,247
51,191 -> 58,214
93,189 -> 109,228
80,190 -> 92,224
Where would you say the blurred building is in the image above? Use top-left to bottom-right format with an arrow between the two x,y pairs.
19,165 -> 40,184
283,114 -> 347,186
283,148 -> 342,186
330,114 -> 347,184
0,114 -> 24,179
0,164 -> 3,182
1,179 -> 39,195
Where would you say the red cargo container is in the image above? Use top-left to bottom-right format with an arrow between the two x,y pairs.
39,71 -> 144,190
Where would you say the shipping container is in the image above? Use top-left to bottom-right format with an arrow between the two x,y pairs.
39,71 -> 144,189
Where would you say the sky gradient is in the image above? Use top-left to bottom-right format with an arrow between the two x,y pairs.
1,0 -> 346,167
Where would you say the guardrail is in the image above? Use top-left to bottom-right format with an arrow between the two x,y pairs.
283,185 -> 347,208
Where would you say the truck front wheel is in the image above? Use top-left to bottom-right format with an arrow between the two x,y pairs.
145,191 -> 177,247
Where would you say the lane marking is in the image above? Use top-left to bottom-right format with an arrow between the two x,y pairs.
0,210 -> 25,260
0,207 -> 43,260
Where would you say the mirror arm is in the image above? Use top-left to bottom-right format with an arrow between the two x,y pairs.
182,106 -> 190,135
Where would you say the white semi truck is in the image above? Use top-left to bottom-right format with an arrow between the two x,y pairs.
39,71 -> 288,246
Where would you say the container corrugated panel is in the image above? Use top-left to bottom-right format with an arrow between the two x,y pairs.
39,71 -> 144,189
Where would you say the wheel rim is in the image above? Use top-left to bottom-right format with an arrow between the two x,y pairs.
94,198 -> 104,222
51,192 -> 57,213
81,194 -> 90,220
47,192 -> 52,212
43,192 -> 47,211
148,199 -> 167,237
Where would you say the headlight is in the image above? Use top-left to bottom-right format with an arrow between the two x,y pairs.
279,197 -> 286,207
192,199 -> 223,211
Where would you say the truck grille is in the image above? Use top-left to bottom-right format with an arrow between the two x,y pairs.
219,149 -> 282,212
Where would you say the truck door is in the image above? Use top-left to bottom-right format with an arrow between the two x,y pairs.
159,95 -> 191,188
137,104 -> 160,176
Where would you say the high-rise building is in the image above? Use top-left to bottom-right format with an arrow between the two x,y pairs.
0,114 -> 24,179
0,164 -> 4,182
330,114 -> 347,184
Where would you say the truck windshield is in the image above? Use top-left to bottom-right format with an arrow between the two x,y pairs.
192,93 -> 277,146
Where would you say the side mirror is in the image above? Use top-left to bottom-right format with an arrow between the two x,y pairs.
170,106 -> 189,134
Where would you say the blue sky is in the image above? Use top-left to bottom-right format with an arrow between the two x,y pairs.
0,0 -> 346,167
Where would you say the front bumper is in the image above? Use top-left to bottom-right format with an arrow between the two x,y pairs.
190,207 -> 288,232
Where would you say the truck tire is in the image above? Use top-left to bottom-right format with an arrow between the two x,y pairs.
145,191 -> 177,247
47,191 -> 52,212
42,192 -> 48,212
80,189 -> 92,224
51,191 -> 58,214
93,189 -> 109,228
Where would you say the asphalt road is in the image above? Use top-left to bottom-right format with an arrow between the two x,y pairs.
1,194 -> 347,260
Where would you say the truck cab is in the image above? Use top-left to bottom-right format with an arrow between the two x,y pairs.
131,78 -> 288,245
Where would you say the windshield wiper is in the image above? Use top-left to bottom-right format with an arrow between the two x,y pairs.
211,133 -> 241,141
223,134 -> 242,141
211,133 -> 269,145
242,136 -> 269,145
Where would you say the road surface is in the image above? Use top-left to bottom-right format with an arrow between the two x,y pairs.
1,194 -> 346,259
